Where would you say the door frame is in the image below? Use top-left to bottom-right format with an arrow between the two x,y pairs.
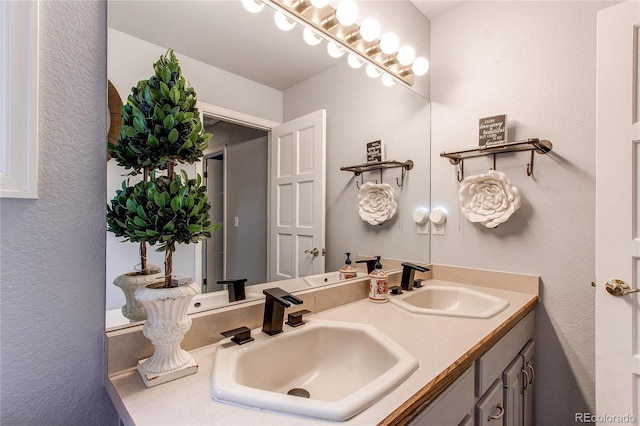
197,102 -> 280,282
204,147 -> 226,291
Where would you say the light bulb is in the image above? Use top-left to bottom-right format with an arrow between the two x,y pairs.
379,32 -> 399,54
347,53 -> 364,69
274,11 -> 295,31
359,18 -> 380,42
241,0 -> 264,13
336,1 -> 358,26
303,28 -> 322,46
412,57 -> 429,76
381,74 -> 395,86
326,42 -> 345,58
397,45 -> 415,66
310,0 -> 329,7
366,64 -> 381,78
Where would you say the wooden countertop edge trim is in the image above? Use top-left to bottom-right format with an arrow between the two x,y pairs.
378,296 -> 539,426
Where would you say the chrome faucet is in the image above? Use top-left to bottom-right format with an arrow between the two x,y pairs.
262,287 -> 303,335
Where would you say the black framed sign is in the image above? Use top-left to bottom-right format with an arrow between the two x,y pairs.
479,114 -> 507,147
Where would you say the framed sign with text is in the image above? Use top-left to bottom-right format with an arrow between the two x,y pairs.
366,140 -> 384,162
479,114 -> 507,147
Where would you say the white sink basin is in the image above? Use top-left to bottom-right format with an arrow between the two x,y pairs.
211,319 -> 418,421
389,284 -> 509,318
189,289 -> 264,313
302,271 -> 367,287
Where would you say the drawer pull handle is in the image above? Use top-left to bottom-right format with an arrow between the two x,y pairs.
488,402 -> 504,421
526,363 -> 535,384
521,368 -> 530,390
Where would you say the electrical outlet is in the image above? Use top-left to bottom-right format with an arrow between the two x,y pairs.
417,223 -> 429,235
431,222 -> 445,235
430,209 -> 446,235
234,216 -> 239,227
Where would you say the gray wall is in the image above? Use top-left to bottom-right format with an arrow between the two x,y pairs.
0,2 -> 118,425
430,2 -> 612,424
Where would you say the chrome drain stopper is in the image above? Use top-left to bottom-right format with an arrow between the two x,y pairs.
287,388 -> 310,398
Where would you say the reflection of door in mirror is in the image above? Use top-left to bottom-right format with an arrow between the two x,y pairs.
203,119 -> 269,293
270,110 -> 326,281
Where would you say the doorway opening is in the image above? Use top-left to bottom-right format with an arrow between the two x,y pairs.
203,117 -> 269,293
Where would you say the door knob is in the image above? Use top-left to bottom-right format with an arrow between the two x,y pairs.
605,279 -> 640,296
304,248 -> 320,257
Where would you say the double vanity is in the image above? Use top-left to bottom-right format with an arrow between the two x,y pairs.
105,262 -> 538,425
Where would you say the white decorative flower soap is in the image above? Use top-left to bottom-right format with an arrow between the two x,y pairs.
458,170 -> 521,228
357,182 -> 398,225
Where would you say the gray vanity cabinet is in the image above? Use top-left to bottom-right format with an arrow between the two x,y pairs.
409,311 -> 536,426
502,340 -> 535,426
473,311 -> 536,426
475,378 -> 504,426
503,355 -> 524,425
521,341 -> 535,426
408,365 -> 475,426
475,310 -> 535,426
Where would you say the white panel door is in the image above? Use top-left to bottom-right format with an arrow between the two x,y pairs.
269,110 -> 326,281
595,2 -> 640,422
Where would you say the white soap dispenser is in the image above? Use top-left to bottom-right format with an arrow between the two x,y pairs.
368,256 -> 389,303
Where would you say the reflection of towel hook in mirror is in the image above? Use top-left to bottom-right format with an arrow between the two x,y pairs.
455,159 -> 464,182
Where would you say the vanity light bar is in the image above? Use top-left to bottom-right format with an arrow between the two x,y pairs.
261,0 -> 417,87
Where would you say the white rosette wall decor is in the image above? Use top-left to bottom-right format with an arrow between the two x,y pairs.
357,182 -> 398,225
459,170 -> 521,228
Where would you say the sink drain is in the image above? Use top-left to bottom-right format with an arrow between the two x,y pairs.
287,388 -> 310,398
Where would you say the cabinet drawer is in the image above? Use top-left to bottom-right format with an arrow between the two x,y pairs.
410,365 -> 475,426
476,379 -> 504,426
476,311 -> 535,397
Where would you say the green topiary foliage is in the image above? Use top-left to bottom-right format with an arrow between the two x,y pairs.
108,171 -> 219,253
107,48 -> 217,287
108,49 -> 211,174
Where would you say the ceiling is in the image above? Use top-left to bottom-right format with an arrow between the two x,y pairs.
108,1 -> 464,91
411,1 -> 466,19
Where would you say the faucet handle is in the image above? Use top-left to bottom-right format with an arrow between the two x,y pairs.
286,309 -> 312,327
221,326 -> 254,345
389,286 -> 403,295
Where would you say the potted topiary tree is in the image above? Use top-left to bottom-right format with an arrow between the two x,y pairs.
107,49 -> 216,387
108,179 -> 163,322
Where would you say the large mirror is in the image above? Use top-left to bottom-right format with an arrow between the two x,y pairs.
106,0 -> 431,330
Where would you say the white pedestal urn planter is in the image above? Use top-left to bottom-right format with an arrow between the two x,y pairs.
134,281 -> 200,387
113,264 -> 163,322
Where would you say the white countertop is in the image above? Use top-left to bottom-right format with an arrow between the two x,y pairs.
107,279 -> 536,426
